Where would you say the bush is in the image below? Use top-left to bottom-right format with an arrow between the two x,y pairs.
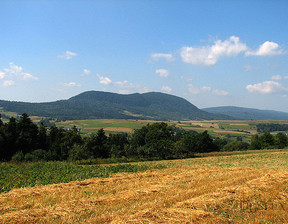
222,141 -> 249,151
68,144 -> 91,161
24,149 -> 48,161
11,151 -> 25,162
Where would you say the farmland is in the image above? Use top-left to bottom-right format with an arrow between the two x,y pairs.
1,149 -> 288,223
55,119 -> 288,142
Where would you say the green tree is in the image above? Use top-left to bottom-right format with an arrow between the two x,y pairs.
195,131 -> 218,153
222,141 -> 249,151
16,113 -> 39,154
84,128 -> 109,158
274,133 -> 288,149
259,132 -> 275,149
108,133 -> 129,158
249,134 -> 261,150
68,144 -> 91,161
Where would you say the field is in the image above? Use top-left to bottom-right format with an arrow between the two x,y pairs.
1,149 -> 288,223
55,119 -> 288,142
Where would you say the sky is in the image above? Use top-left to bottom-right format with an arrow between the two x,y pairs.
0,0 -> 288,112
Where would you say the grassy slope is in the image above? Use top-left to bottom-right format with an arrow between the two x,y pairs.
1,149 -> 288,223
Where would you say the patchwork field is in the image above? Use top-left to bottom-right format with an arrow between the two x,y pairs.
1,150 -> 288,223
54,119 -> 288,142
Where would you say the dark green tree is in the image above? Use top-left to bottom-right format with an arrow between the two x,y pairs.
274,133 -> 288,149
84,128 -> 109,158
195,131 -> 218,153
16,113 -> 39,154
249,134 -> 261,150
259,132 -> 275,149
222,141 -> 249,151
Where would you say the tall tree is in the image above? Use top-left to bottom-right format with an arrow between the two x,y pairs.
16,113 -> 39,154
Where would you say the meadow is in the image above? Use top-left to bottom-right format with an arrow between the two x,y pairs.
1,149 -> 288,223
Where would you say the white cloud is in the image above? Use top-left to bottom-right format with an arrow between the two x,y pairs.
1,62 -> 38,81
0,72 -> 5,79
188,84 -> 200,95
150,53 -> 175,62
97,74 -> 112,85
161,86 -> 172,93
244,65 -> 252,72
284,76 -> 288,80
188,84 -> 228,96
114,80 -> 134,89
246,41 -> 284,56
181,36 -> 247,66
155,69 -> 169,78
246,81 -> 287,94
212,89 -> 229,96
81,69 -> 91,76
118,89 -> 131,94
58,51 -> 77,59
3,80 -> 15,87
63,82 -> 81,87
271,75 -> 282,81
181,76 -> 193,82
201,86 -> 212,92
23,73 -> 39,80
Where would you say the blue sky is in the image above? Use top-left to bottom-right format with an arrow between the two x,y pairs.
1,0 -> 288,112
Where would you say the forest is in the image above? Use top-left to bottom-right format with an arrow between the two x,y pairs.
0,113 -> 287,162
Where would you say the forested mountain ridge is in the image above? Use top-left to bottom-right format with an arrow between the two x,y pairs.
0,91 -> 230,121
203,106 -> 288,120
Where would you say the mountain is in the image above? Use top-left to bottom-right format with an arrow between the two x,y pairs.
0,91 -> 230,121
203,106 -> 288,120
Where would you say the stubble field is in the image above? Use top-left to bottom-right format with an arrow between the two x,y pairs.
1,149 -> 288,223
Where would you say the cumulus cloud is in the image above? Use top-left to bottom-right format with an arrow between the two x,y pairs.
115,80 -> 134,89
246,41 -> 284,56
246,81 -> 287,94
188,84 -> 200,95
1,62 -> 38,82
81,69 -> 91,76
3,80 -> 15,87
161,86 -> 172,93
188,84 -> 228,96
150,53 -> 175,62
63,82 -> 81,87
58,51 -> 77,59
0,71 -> 5,79
181,36 -> 247,66
23,73 -> 38,80
212,89 -> 229,96
201,86 -> 212,92
271,75 -> 282,81
114,80 -> 150,94
97,74 -> 112,85
155,69 -> 169,78
244,65 -> 253,72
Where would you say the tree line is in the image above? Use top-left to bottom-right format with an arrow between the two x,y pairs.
0,113 -> 287,162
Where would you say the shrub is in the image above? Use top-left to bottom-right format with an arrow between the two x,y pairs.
222,141 -> 249,151
11,151 -> 25,162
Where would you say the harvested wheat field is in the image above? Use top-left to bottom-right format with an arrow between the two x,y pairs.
1,151 -> 288,223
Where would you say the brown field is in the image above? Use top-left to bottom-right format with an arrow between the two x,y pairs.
103,127 -> 133,133
1,151 -> 288,223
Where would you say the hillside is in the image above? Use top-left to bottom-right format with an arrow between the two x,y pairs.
203,106 -> 288,120
0,91 -> 229,121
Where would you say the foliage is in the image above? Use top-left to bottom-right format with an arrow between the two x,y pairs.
222,141 -> 249,151
256,123 -> 288,133
249,132 -> 288,149
0,161 -> 165,193
1,113 -> 287,163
